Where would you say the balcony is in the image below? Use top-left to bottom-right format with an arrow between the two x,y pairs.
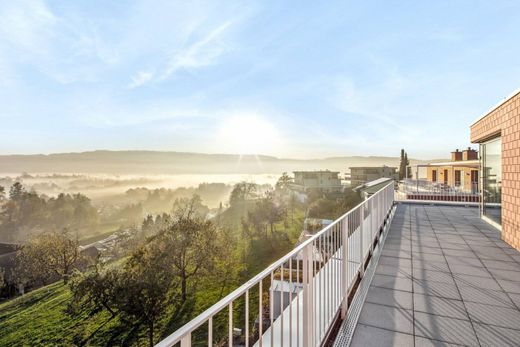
156,184 -> 520,347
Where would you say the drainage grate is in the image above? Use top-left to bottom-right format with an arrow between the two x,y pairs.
332,206 -> 396,347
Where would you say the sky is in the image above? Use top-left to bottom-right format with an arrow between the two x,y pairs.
1,0 -> 520,159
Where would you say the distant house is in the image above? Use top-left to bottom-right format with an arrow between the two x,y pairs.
349,166 -> 398,187
291,171 -> 342,193
422,148 -> 479,192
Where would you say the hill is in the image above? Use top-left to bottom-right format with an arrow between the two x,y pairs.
0,150 -> 443,175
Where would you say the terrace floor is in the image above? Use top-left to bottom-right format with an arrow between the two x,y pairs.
350,204 -> 520,347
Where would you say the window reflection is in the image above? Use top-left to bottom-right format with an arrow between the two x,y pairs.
481,137 -> 501,224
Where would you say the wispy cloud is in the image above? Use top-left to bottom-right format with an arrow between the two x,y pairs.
127,20 -> 233,88
162,21 -> 232,79
128,70 -> 154,89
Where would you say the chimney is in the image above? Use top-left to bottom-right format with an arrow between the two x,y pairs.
451,149 -> 463,161
462,147 -> 478,161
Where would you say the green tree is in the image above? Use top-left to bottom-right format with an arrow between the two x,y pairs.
119,242 -> 175,347
275,172 -> 292,191
15,229 -> 80,284
0,186 -> 5,201
9,182 -> 24,201
69,263 -> 120,317
399,149 -> 410,180
229,182 -> 257,206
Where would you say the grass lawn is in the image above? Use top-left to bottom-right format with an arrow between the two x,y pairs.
0,282 -> 146,346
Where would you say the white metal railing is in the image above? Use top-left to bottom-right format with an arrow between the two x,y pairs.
396,179 -> 480,203
156,182 -> 395,347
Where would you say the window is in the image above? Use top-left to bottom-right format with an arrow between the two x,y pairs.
443,169 -> 448,185
481,137 -> 501,225
432,170 -> 437,182
455,170 -> 461,186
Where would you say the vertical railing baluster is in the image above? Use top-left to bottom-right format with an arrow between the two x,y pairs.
270,272 -> 274,347
229,302 -> 233,347
259,281 -> 263,347
245,290 -> 249,347
280,264 -> 284,347
208,317 -> 213,346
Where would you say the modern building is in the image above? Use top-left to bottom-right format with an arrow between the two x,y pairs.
349,166 -> 398,186
471,88 -> 520,250
423,148 -> 479,192
291,170 -> 342,193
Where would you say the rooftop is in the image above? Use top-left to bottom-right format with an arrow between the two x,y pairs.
344,204 -> 520,347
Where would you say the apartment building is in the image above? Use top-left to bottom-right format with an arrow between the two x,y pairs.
471,88 -> 520,250
291,170 -> 342,193
349,165 -> 398,186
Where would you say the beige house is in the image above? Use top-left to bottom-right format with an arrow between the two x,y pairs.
292,170 -> 342,193
424,148 -> 479,192
349,166 -> 398,187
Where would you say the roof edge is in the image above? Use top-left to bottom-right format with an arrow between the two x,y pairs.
470,87 -> 520,127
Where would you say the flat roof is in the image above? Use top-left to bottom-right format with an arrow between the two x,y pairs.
471,87 -> 520,126
421,159 -> 479,167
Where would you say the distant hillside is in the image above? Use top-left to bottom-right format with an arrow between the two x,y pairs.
0,150 -> 444,175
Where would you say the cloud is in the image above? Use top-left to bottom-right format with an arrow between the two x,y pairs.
127,20 -> 234,88
161,21 -> 232,79
128,70 -> 154,89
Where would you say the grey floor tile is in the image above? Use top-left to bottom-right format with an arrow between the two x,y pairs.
412,246 -> 444,255
453,274 -> 502,291
379,256 -> 412,268
413,293 -> 467,319
487,268 -> 520,283
474,323 -> 520,347
414,279 -> 461,300
366,286 -> 413,310
481,259 -> 520,271
414,253 -> 447,263
508,292 -> 520,308
358,302 -> 414,334
448,264 -> 492,278
381,248 -> 412,259
413,259 -> 450,273
457,284 -> 515,308
413,270 -> 456,284
414,312 -> 478,346
444,256 -> 483,268
465,301 -> 520,330
414,336 -> 465,347
375,263 -> 412,278
351,324 -> 414,347
372,274 -> 413,292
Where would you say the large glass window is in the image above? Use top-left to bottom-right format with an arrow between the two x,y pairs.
481,137 -> 502,224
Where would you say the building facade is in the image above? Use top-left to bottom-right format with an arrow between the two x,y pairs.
292,170 -> 342,193
349,166 -> 398,187
471,88 -> 520,251
424,148 -> 479,192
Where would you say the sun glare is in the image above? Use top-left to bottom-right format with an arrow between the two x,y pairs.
218,115 -> 280,155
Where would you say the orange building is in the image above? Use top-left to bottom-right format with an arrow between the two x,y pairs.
424,148 -> 479,192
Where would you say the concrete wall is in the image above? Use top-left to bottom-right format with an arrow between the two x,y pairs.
471,90 -> 520,250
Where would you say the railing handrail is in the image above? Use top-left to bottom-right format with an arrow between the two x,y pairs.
156,182 -> 395,347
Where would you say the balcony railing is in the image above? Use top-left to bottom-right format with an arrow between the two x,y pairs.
396,179 -> 480,203
156,182 -> 395,347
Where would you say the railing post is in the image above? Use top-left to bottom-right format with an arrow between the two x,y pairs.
359,206 -> 364,279
180,333 -> 191,347
341,218 -> 348,319
302,244 -> 313,347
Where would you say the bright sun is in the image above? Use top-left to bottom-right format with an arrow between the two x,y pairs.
218,115 -> 280,155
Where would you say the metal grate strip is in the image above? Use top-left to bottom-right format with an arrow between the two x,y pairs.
332,205 -> 396,347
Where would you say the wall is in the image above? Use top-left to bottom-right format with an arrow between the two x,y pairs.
470,90 -> 520,251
